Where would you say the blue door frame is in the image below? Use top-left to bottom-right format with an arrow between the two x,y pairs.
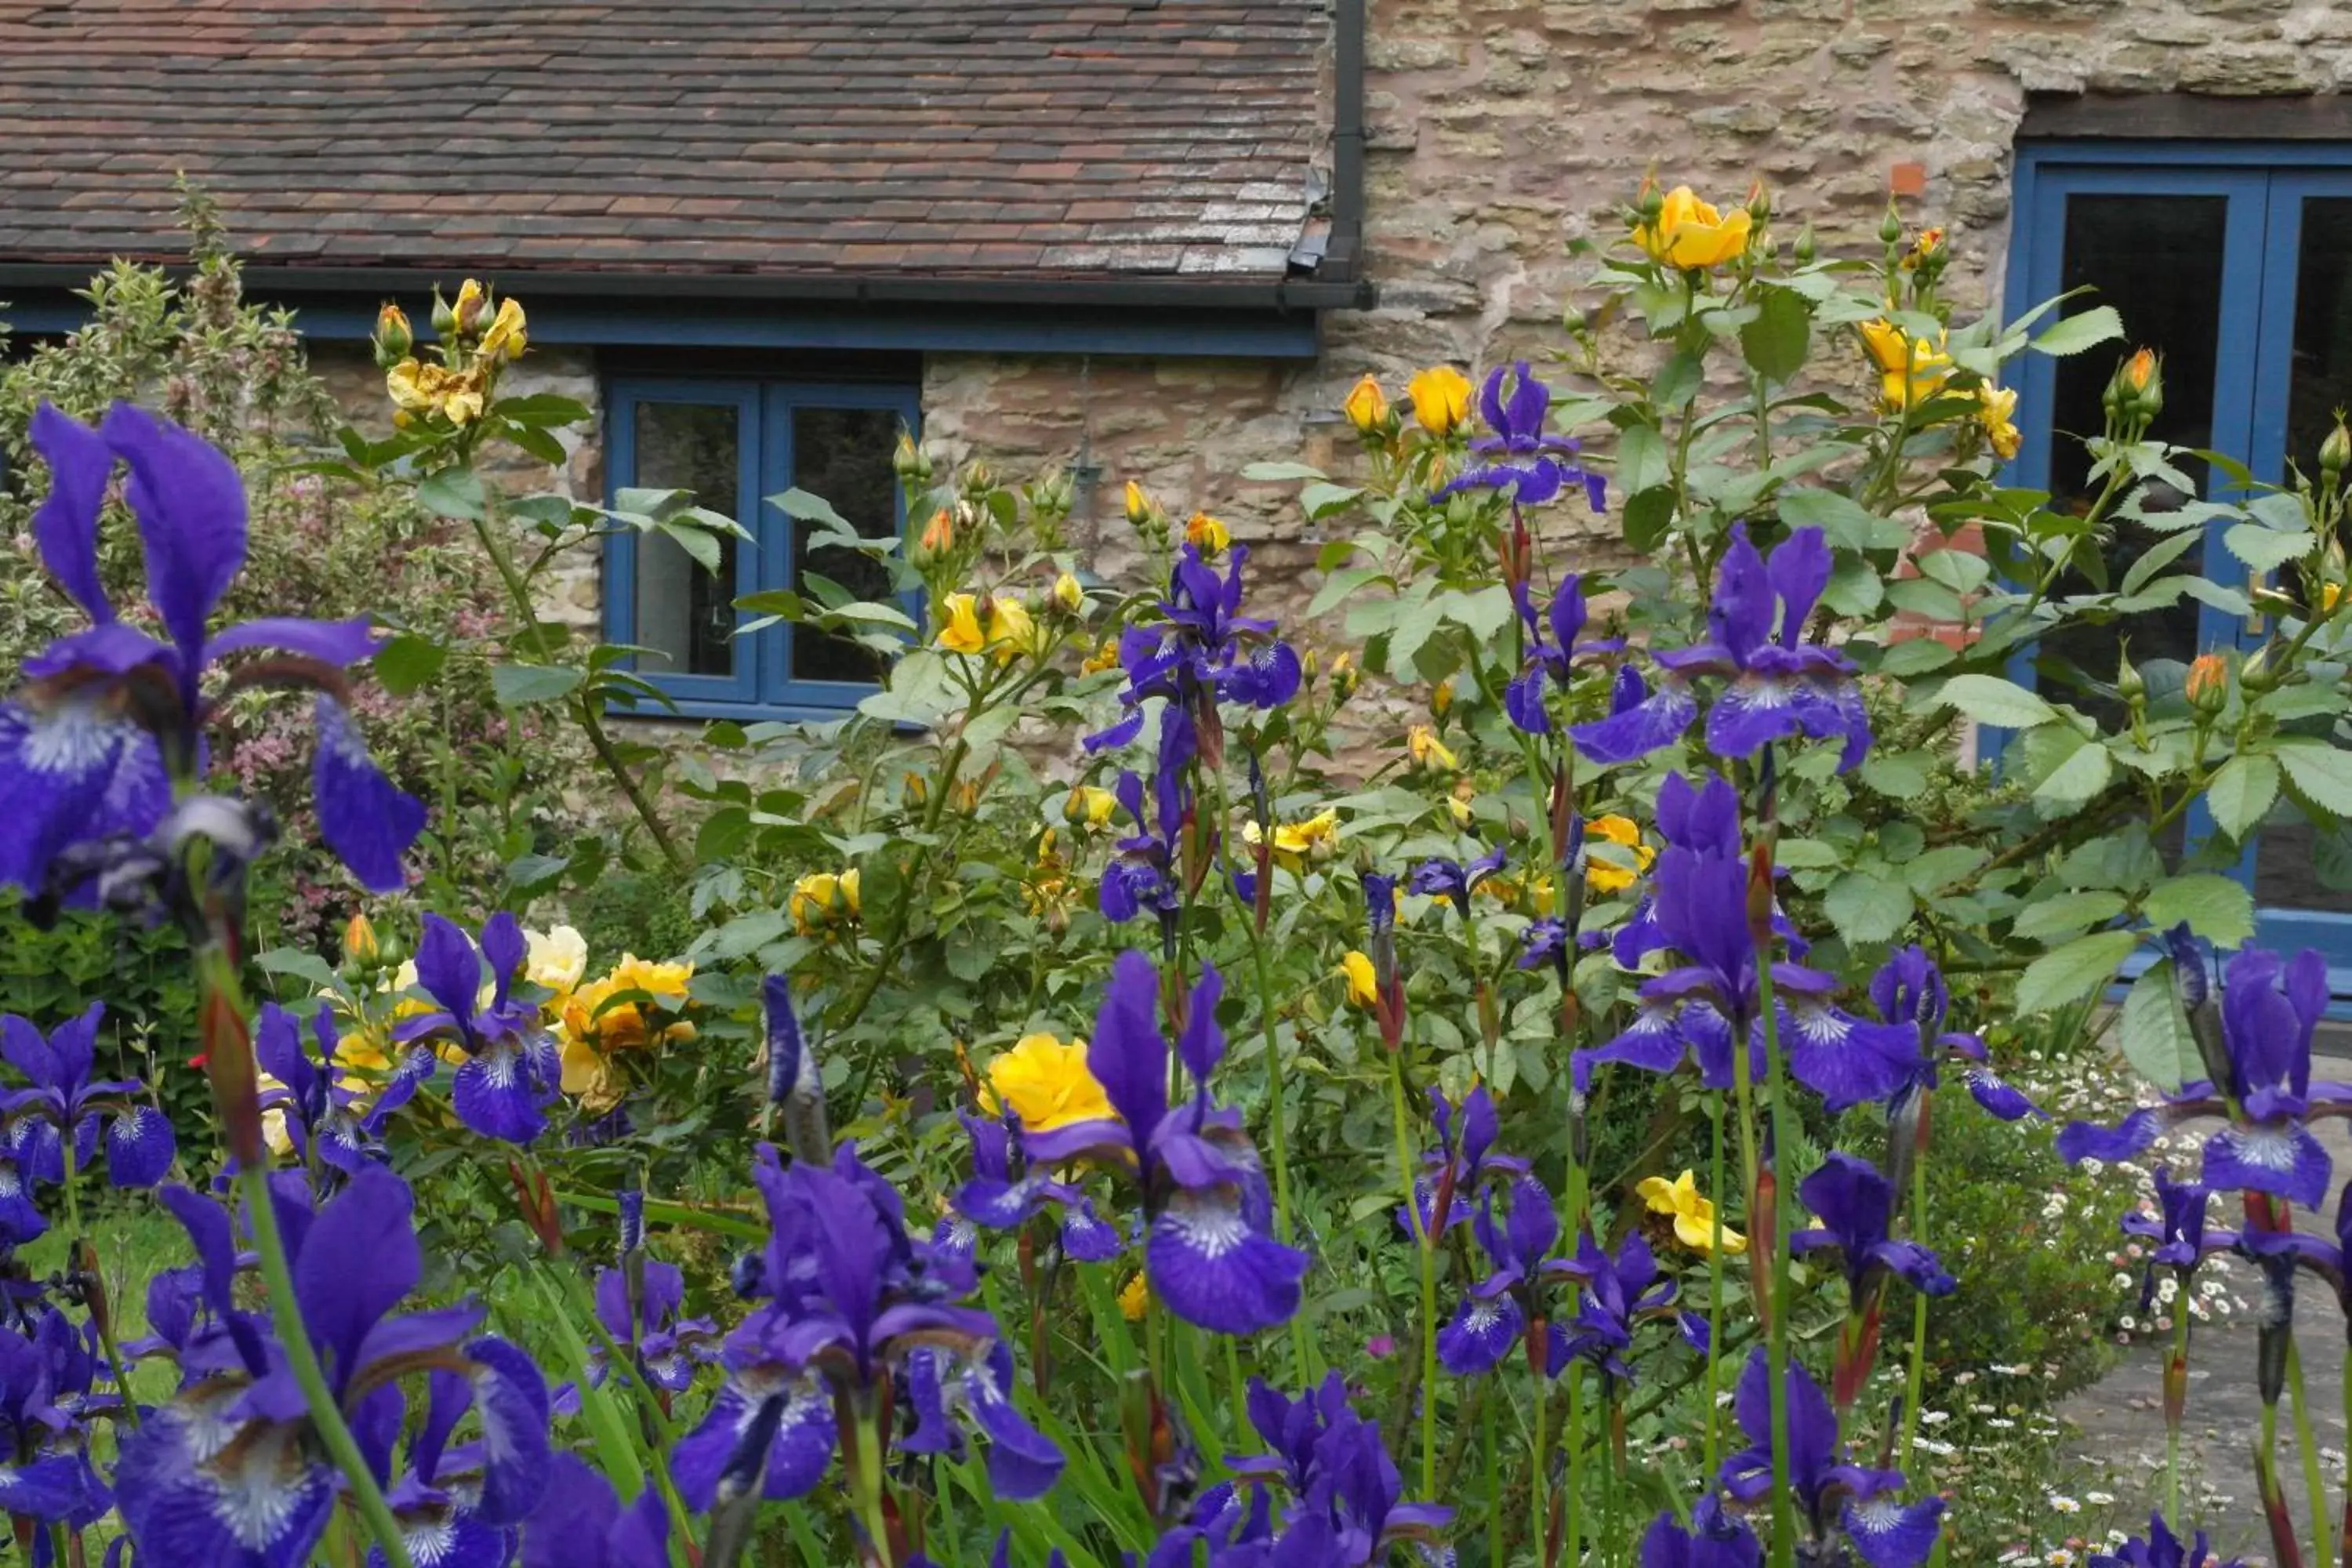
604,377 -> 922,721
2006,142 -> 2352,978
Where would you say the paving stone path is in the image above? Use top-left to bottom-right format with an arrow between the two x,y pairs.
2056,1116 -> 2352,1563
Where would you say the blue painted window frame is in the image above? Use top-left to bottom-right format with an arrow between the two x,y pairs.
2006,140 -> 2352,978
603,376 -> 920,721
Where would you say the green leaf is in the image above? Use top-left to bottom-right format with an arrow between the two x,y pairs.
2014,928 -> 2140,1014
1614,421 -> 1668,496
2204,753 -> 2280,840
2141,873 -> 2256,946
1926,673 -> 2056,729
1740,285 -> 1813,384
2032,735 -> 2113,815
1621,485 -> 1678,553
1779,488 -> 1907,552
2223,520 -> 2314,572
416,467 -> 487,521
371,633 -> 448,696
1240,460 -> 1330,481
256,947 -> 343,996
1875,637 -> 1955,677
1308,566 -> 1389,619
1824,871 -> 1915,945
1903,845 -> 1987,895
490,662 -> 586,707
2118,960 -> 2200,1092
1858,751 -> 1929,798
501,420 -> 568,466
2275,740 -> 2352,814
1299,481 -> 1363,519
656,519 -> 722,574
768,487 -> 848,528
2031,305 -> 2124,357
2118,528 -> 2206,597
2012,890 -> 2126,942
492,393 -> 593,426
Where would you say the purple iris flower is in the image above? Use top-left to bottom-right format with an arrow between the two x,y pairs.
1022,953 -> 1306,1334
0,1313 -> 110,1525
1573,773 -> 1914,1109
1085,542 -> 1300,768
1552,1228 -> 1709,1383
363,1335 -> 553,1565
117,1165 -> 550,1567
2122,1167 -> 2239,1323
1867,946 -> 2040,1123
676,1142 -> 1053,1509
1719,1348 -> 1945,1568
518,1454 -> 670,1568
1438,1173 -> 1566,1376
255,1003 -> 415,1181
1791,1152 -> 1956,1301
395,913 -> 562,1145
2090,1513 -> 2244,1568
589,1257 -> 720,1395
1101,768 -> 1185,930
1572,522 -> 1870,773
1504,573 -> 1622,735
1432,362 -> 1607,511
1409,842 -> 1507,917
0,1000 -> 175,1199
2,402 -> 423,895
897,1341 -> 1066,1501
1399,1084 -> 1529,1237
1642,1496 -> 1764,1568
2057,943 -> 2350,1210
953,1111 -> 1125,1264
1225,1372 -> 1453,1561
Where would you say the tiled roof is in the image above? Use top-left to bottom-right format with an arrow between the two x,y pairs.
0,2 -> 1329,282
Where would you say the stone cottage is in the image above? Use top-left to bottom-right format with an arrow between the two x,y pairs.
2,0 -> 2350,724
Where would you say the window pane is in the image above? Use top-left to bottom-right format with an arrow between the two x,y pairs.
790,405 -> 902,684
2255,196 -> 2352,911
630,402 -> 742,678
2038,194 -> 2230,715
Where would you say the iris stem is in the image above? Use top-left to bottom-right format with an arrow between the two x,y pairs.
1385,1047 -> 1438,1496
851,1412 -> 895,1568
1484,1379 -> 1502,1568
2165,1304 -> 2188,1523
1754,959 -> 1798,1568
1246,898 -> 1313,1385
1898,1146 -> 1930,1471
1531,1351 -> 1551,1563
2289,1334 -> 2332,1566
1704,1094 -> 1726,1478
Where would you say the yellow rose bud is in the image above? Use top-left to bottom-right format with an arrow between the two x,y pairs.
1901,226 -> 1946,272
789,871 -> 842,935
1448,780 -> 1475,830
477,296 -> 528,365
913,508 -> 956,569
371,303 -> 412,370
2185,652 -> 2230,717
892,430 -> 932,484
1185,512 -> 1231,556
2325,583 -> 2345,615
1341,950 -> 1379,1010
1431,678 -> 1454,720
451,278 -> 488,337
1342,374 -> 1389,435
2321,412 -> 2352,479
1406,725 -> 1458,772
1065,785 -> 1119,827
1054,572 -> 1085,614
1630,185 -> 1753,270
936,593 -> 986,654
343,913 -> 379,967
1406,366 -> 1474,437
1123,480 -> 1154,526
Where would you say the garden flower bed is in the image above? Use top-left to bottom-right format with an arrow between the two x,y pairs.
3,180 -> 2350,1568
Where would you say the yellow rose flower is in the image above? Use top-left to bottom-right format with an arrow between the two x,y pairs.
1584,814 -> 1656,896
1341,950 -> 1379,1010
790,870 -> 861,935
1064,785 -> 1120,827
524,924 -> 589,998
384,358 -> 488,426
1343,374 -> 1389,434
978,1033 -> 1117,1134
1857,319 -> 1951,412
985,596 -> 1038,659
451,278 -> 488,335
477,296 -> 528,365
1244,808 -> 1342,870
1632,186 -> 1753,270
1054,572 -> 1086,614
1185,512 -> 1231,556
1119,1272 -> 1152,1321
1080,635 -> 1122,675
1901,226 -> 1946,271
936,592 -> 986,654
1407,366 -> 1474,437
1976,384 -> 2021,461
1637,1169 -> 1746,1254
1406,725 -> 1458,772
